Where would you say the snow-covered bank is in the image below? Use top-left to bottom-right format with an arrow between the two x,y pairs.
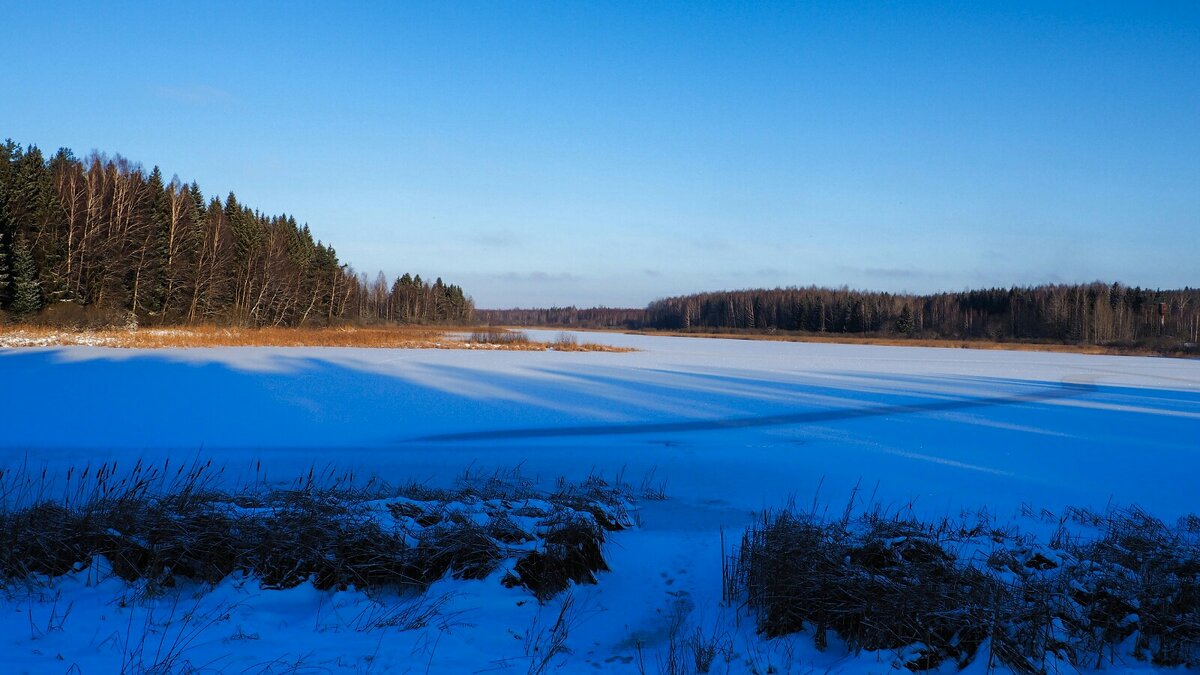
0,333 -> 1197,672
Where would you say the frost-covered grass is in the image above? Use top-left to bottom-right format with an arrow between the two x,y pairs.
0,463 -> 649,673
727,500 -> 1200,672
0,462 -> 634,600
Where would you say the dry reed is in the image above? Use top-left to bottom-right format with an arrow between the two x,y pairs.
0,463 -> 635,601
726,502 -> 1200,672
0,325 -> 633,351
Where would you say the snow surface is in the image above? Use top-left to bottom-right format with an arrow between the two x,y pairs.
1,332 -> 1198,673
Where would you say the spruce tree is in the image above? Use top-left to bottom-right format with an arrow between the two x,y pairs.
896,305 -> 915,334
9,236 -> 41,318
143,166 -> 172,314
0,141 -> 17,309
0,244 -> 8,311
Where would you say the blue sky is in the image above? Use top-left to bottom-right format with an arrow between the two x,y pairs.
2,2 -> 1197,307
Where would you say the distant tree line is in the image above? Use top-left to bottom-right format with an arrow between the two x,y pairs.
646,284 -> 1200,345
0,139 -> 472,326
484,284 -> 1200,348
477,306 -> 645,329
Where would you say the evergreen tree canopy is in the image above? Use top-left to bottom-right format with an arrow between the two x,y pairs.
9,236 -> 41,317
0,137 -> 474,326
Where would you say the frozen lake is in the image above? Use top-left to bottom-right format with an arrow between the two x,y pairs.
3,331 -> 1198,518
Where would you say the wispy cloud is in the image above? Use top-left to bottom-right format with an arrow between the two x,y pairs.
838,266 -> 940,280
472,230 -> 521,248
489,271 -> 583,283
689,237 -> 733,252
154,84 -> 232,105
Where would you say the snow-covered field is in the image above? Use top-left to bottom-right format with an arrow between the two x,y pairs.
1,332 -> 1198,673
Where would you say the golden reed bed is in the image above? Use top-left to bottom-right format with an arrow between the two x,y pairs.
0,325 -> 633,352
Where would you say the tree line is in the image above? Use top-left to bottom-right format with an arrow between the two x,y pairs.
0,139 -> 472,327
477,306 -> 645,329
646,284 -> 1200,345
484,284 -> 1200,349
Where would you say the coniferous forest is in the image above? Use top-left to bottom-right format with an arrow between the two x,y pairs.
0,140 -> 472,327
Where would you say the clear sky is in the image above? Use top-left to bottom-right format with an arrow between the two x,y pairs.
2,2 -> 1197,307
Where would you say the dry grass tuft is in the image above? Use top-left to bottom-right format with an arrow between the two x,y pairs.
469,328 -> 532,345
465,328 -> 634,352
0,463 -> 637,601
726,502 -> 1200,672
